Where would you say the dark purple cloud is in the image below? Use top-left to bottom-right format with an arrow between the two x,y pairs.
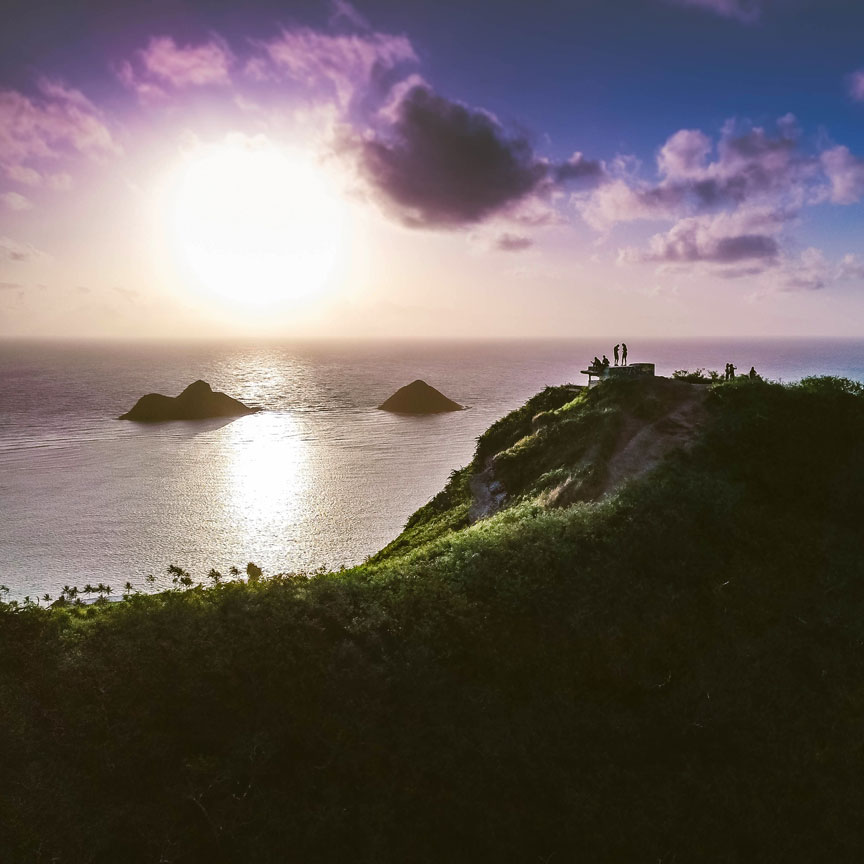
710,234 -> 778,261
359,85 -> 549,227
495,232 -> 534,251
554,151 -> 606,185
357,84 -> 605,227
648,230 -> 778,263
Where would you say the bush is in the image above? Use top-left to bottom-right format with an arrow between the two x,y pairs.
3,376 -> 864,863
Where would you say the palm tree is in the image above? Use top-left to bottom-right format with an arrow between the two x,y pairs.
83,583 -> 94,597
229,565 -> 240,578
124,581 -> 133,597
104,585 -> 112,596
42,593 -> 51,604
207,568 -> 223,584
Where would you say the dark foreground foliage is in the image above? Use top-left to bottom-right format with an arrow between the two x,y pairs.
3,377 -> 864,863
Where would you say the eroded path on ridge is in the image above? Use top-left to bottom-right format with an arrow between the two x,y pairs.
599,382 -> 708,496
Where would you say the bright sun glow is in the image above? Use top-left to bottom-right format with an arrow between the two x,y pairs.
169,138 -> 347,309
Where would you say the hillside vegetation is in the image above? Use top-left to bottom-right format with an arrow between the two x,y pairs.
3,375 -> 864,863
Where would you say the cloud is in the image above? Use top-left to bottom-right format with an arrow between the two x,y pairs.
113,285 -> 140,301
141,36 -> 232,87
554,151 -> 606,185
667,0 -> 764,23
115,61 -> 166,102
837,253 -> 864,280
495,233 -> 534,252
581,179 -> 682,230
0,235 -> 47,262
716,265 -> 768,279
779,247 -> 831,292
5,164 -> 41,186
820,145 -> 864,204
582,116 -> 839,279
0,79 -> 119,172
357,84 -> 549,227
591,119 -> 805,233
329,0 -> 370,30
743,247 -> 864,294
848,70 -> 864,102
631,209 -> 781,265
1,191 -> 32,210
653,121 -> 803,214
118,36 -> 233,99
657,129 -> 713,180
248,28 -> 417,110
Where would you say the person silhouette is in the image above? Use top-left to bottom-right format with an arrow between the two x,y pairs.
724,363 -> 731,381
749,366 -> 757,380
729,363 -> 736,379
592,356 -> 602,370
621,343 -> 628,365
613,344 -> 620,366
602,354 -> 610,368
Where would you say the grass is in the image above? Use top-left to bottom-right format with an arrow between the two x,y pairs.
2,375 -> 864,863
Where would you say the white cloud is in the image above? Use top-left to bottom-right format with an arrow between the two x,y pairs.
1,191 -> 32,210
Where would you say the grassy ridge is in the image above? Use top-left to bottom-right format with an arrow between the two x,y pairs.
2,376 -> 864,863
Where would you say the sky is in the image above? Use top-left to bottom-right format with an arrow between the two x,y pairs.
1,0 -> 864,339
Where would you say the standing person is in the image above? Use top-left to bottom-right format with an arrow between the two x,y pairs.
749,366 -> 758,380
729,363 -> 736,379
621,343 -> 628,365
724,363 -> 729,381
613,344 -> 620,366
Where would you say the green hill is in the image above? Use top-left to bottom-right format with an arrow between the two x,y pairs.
3,374 -> 864,863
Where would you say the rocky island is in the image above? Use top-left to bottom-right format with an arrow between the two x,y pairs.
119,379 -> 259,421
378,379 -> 463,413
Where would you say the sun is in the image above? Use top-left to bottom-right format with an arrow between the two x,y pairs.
168,137 -> 347,309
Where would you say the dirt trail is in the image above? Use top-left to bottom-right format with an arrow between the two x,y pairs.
600,384 -> 707,496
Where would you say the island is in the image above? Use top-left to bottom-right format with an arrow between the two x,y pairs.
378,379 -> 463,413
119,379 -> 260,421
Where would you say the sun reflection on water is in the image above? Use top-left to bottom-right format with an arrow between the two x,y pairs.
222,412 -> 307,553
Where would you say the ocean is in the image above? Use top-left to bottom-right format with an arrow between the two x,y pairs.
1,338 -> 862,600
